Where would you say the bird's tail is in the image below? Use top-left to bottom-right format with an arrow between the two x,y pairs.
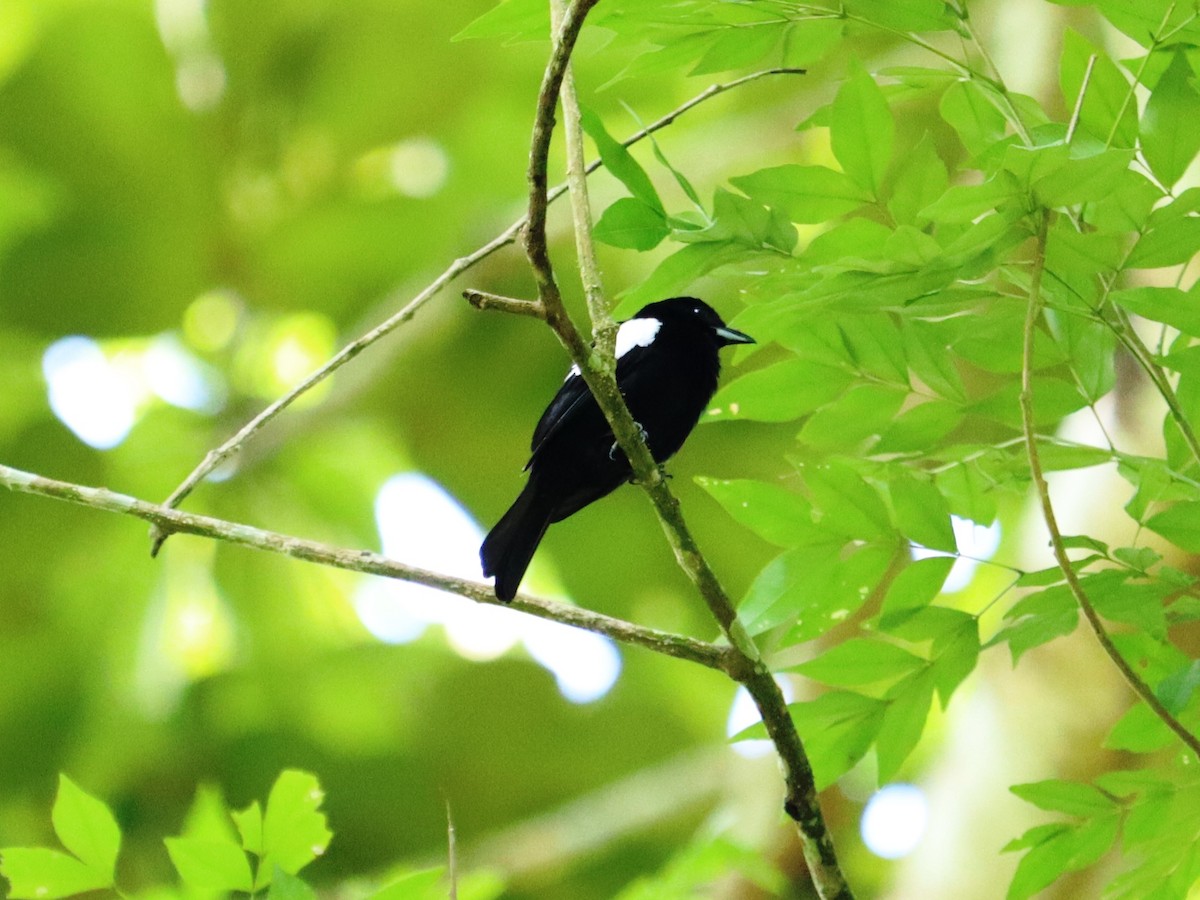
481,478 -> 554,602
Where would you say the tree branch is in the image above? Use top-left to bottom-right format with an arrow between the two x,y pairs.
463,289 -> 546,318
511,4 -> 849,897
0,463 -> 733,673
1020,213 -> 1200,761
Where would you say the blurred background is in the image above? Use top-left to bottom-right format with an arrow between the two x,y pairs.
0,0 -> 1142,897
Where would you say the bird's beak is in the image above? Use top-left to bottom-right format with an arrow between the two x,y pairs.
715,325 -> 755,346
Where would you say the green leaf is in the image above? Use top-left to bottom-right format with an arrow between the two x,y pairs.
888,133 -> 950,225
1146,501 -> 1200,552
269,867 -> 319,900
875,401 -> 963,454
739,543 -> 891,639
780,18 -> 844,68
1141,49 -> 1200,187
843,0 -> 956,32
798,383 -> 907,449
368,868 -> 447,900
694,477 -> 825,548
940,80 -> 1007,156
579,107 -> 664,213
879,557 -> 954,633
707,359 -> 853,422
233,801 -> 264,855
1035,440 -> 1113,472
1010,780 -> 1115,816
788,691 -> 886,789
165,837 -> 254,893
831,61 -> 894,196
1032,148 -> 1135,208
918,172 -> 1020,224
890,474 -> 956,553
1084,169 -> 1162,233
1156,660 -> 1200,714
683,188 -> 795,252
452,0 -> 548,43
1044,219 -> 1124,274
838,314 -> 909,385
929,617 -> 979,706
1090,576 -> 1167,638
1004,141 -> 1072,190
51,775 -> 120,884
593,198 -> 669,251
902,319 -> 966,401
1108,286 -> 1200,340
730,165 -> 871,223
615,241 -> 745,315
1111,545 -> 1161,573
691,21 -> 783,75
0,849 -> 110,900
936,462 -> 997,525
1127,217 -> 1200,268
793,638 -> 926,686
180,786 -> 238,845
260,770 -> 332,882
1006,813 -> 1119,900
1003,822 -> 1069,854
991,583 -> 1078,664
803,460 -> 893,540
876,670 -> 935,782
1104,701 -> 1175,753
1047,537 -> 1102,559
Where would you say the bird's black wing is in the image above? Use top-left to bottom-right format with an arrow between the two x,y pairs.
526,346 -> 657,468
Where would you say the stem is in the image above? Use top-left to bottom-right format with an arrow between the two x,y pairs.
0,463 -> 733,673
463,289 -> 546,318
151,67 -> 807,552
1020,214 -> 1200,761
1065,53 -> 1096,145
516,3 -> 851,897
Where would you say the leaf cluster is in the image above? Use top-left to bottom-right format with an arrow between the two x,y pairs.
457,0 -> 1200,894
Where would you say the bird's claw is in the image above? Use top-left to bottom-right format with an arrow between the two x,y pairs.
609,422 -> 649,460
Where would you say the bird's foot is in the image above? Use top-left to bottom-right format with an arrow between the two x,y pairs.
608,422 -> 649,460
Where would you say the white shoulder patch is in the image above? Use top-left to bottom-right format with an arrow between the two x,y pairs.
562,318 -> 661,381
615,317 -> 662,358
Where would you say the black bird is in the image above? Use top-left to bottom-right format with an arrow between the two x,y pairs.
480,296 -> 754,601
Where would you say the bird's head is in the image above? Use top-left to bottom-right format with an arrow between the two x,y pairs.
631,297 -> 755,348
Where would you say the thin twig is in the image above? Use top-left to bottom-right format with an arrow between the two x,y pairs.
149,221 -> 523,555
151,68 -> 806,554
463,289 -> 546,318
1065,53 -> 1096,145
1019,214 -> 1200,760
0,463 -> 734,673
514,4 -> 849,897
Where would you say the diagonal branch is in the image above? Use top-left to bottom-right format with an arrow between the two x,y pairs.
0,463 -> 733,673
150,68 -> 805,555
1020,214 -> 1200,761
511,3 -> 849,898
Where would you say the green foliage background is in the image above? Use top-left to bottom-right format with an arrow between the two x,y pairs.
3,0 -> 1200,898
